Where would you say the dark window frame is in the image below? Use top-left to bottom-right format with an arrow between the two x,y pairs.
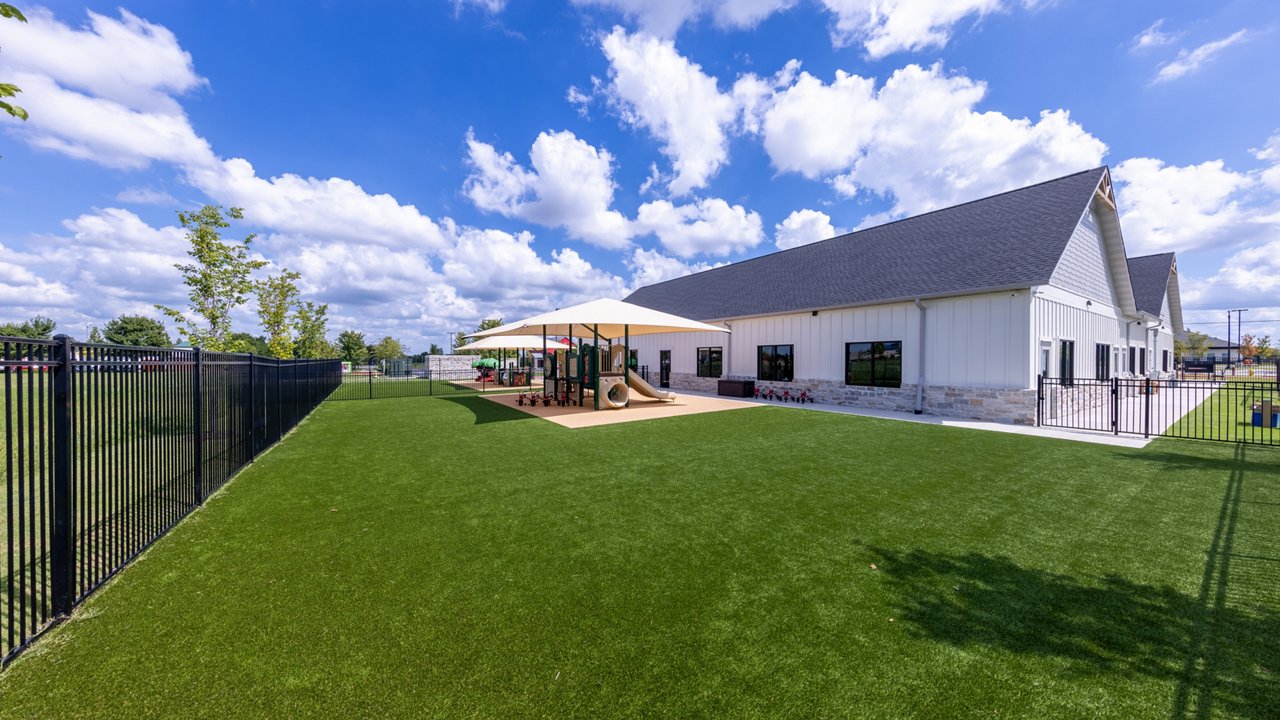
1059,339 -> 1076,386
696,346 -> 723,378
845,341 -> 903,388
1162,349 -> 1170,373
1129,346 -> 1137,374
756,344 -> 794,382
1095,343 -> 1111,381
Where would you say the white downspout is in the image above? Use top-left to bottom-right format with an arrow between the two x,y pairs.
913,298 -> 926,414
724,320 -> 733,378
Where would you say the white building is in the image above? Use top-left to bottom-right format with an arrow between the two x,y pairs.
624,167 -> 1183,424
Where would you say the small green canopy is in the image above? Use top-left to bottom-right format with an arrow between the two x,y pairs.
471,357 -> 499,368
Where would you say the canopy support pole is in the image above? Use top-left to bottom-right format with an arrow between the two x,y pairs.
624,324 -> 630,407
542,325 -> 547,396
593,323 -> 600,411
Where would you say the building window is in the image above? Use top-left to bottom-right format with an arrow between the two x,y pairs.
1139,347 -> 1147,375
1039,341 -> 1052,379
1059,340 -> 1075,385
1128,346 -> 1137,374
845,341 -> 902,388
1162,349 -> 1170,373
696,347 -> 722,378
757,345 -> 794,382
1095,343 -> 1111,380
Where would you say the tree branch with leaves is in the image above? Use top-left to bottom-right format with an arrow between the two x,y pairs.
156,205 -> 267,352
293,301 -> 331,359
255,269 -> 301,358
1,4 -> 28,125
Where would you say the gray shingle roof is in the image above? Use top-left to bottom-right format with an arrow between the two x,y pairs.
1125,253 -> 1175,317
625,167 -> 1108,320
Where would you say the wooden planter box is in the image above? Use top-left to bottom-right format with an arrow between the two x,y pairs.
718,379 -> 755,397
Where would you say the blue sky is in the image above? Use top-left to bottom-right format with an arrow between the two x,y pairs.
2,0 -> 1278,350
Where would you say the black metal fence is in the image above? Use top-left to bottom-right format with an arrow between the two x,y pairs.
1,335 -> 340,664
1038,361 -> 1280,447
328,367 -> 539,401
1177,357 -> 1278,380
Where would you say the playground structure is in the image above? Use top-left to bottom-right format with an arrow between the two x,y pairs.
468,298 -> 726,411
538,341 -> 676,410
453,334 -> 572,390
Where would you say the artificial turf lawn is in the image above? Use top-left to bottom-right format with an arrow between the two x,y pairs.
0,397 -> 1277,719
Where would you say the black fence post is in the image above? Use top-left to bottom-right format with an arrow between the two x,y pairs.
193,347 -> 204,504
247,354 -> 257,461
1111,376 -> 1119,435
50,334 -> 75,617
1143,377 -> 1152,439
368,360 -> 373,399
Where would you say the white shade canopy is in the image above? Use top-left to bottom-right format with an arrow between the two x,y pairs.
454,335 -> 572,352
469,298 -> 730,340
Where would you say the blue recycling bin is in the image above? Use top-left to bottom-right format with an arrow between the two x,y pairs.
1252,411 -> 1279,428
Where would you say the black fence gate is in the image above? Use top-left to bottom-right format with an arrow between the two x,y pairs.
1,335 -> 340,664
1037,359 -> 1280,446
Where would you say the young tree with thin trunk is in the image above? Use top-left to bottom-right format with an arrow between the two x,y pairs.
156,205 -> 267,352
255,270 -> 301,359
1177,330 -> 1209,360
1239,334 -> 1259,362
371,336 -> 406,364
293,301 -> 331,359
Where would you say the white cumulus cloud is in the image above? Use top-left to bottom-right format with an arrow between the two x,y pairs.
820,0 -> 1004,58
1112,157 -> 1256,254
571,0 -> 796,37
775,209 -> 841,249
634,197 -> 763,257
626,247 -> 722,289
463,129 -> 633,249
600,27 -> 738,195
754,63 -> 1106,216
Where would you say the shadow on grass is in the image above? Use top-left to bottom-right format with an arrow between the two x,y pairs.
439,394 -> 536,425
871,448 -> 1279,719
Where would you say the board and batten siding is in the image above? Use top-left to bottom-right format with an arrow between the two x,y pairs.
1031,285 -> 1131,380
628,290 -> 1032,390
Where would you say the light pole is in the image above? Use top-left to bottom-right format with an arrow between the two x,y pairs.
1228,309 -> 1249,365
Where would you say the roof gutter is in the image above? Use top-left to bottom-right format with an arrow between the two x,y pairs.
693,285 -> 1032,325
914,298 -> 926,415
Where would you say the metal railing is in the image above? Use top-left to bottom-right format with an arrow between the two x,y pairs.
328,366 -> 540,401
1038,361 -> 1279,446
1,335 -> 340,664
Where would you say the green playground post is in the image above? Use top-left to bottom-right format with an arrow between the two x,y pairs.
593,323 -> 601,410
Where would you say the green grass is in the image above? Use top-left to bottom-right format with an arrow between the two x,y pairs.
1168,381 -> 1280,444
1,398 -> 1278,718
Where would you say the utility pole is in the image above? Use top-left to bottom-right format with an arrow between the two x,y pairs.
1229,309 -> 1249,365
1227,311 -> 1232,365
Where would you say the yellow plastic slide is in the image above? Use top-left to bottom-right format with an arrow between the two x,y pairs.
626,372 -> 675,401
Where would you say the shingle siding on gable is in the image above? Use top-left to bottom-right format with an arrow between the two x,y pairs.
1049,211 -> 1117,306
1160,291 -> 1171,326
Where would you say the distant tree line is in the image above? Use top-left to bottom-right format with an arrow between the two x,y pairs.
3,205 -> 344,358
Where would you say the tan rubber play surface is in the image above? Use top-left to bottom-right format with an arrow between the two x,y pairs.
481,389 -> 755,428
